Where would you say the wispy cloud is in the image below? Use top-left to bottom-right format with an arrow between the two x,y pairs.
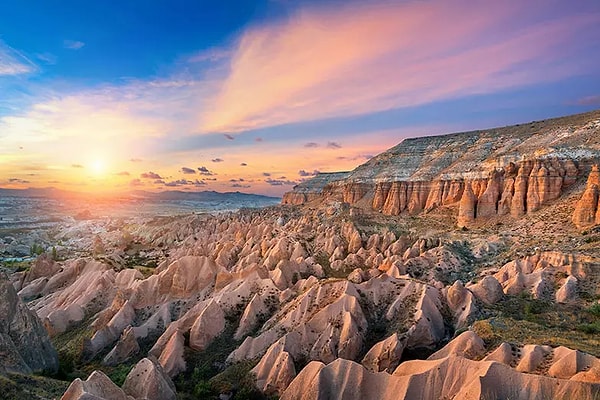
64,40 -> 85,50
265,178 -> 297,186
141,171 -> 162,179
181,166 -> 196,174
36,52 -> 57,65
201,1 -> 600,132
0,40 -> 36,75
198,166 -> 215,175
8,178 -> 30,184
211,158 -> 224,163
576,95 -> 600,106
298,169 -> 320,177
188,47 -> 231,63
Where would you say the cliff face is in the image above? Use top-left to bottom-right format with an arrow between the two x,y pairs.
0,273 -> 58,374
283,110 -> 600,226
573,165 -> 600,229
282,172 -> 350,205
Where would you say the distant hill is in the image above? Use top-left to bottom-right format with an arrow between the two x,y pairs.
0,187 -> 280,204
130,189 -> 280,202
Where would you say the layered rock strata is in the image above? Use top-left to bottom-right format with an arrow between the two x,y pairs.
283,111 -> 600,225
573,165 -> 600,229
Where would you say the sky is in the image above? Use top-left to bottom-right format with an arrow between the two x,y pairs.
1,0 -> 600,197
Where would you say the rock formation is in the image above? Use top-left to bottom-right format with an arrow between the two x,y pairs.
283,110 -> 600,226
0,273 -> 58,375
573,165 -> 600,228
281,331 -> 600,400
61,371 -> 133,400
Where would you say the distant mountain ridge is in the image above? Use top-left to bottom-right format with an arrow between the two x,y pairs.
0,187 -> 280,202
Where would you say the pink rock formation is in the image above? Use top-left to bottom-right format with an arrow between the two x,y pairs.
361,333 -> 405,373
281,332 -> 600,400
573,165 -> 600,228
122,358 -> 176,400
467,275 -> 504,305
457,184 -> 477,227
61,371 -> 133,400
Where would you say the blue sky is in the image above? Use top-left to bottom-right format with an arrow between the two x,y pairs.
1,0 -> 599,195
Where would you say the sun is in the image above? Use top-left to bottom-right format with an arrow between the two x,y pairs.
91,159 -> 106,176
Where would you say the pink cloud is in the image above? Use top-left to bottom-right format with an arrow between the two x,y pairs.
202,1 -> 600,132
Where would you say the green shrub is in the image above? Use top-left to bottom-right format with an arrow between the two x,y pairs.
587,303 -> 600,318
108,364 -> 134,386
577,322 -> 600,334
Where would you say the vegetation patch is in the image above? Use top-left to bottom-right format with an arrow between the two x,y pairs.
0,372 -> 69,400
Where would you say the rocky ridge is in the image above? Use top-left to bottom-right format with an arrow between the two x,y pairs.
0,272 -> 58,375
283,111 -> 600,227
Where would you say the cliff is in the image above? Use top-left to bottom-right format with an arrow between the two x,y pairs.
282,171 -> 351,205
283,110 -> 600,225
0,273 -> 58,375
573,165 -> 600,229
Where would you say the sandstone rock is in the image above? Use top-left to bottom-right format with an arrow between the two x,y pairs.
467,275 -> 504,305
573,165 -> 600,228
122,357 -> 176,400
253,335 -> 298,395
427,330 -> 485,361
282,354 -> 600,400
483,342 -> 514,365
476,170 -> 502,218
457,184 -> 477,227
103,326 -> 140,366
235,293 -> 269,340
0,273 -> 58,374
548,346 -> 600,380
61,370 -> 133,400
445,280 -> 477,329
556,275 -> 578,303
189,300 -> 225,351
361,333 -> 405,373
158,329 -> 186,378
515,344 -> 552,373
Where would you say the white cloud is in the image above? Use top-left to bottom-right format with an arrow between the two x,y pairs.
0,41 -> 36,75
64,40 -> 85,50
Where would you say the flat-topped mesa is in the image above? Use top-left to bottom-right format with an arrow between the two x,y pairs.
573,165 -> 600,229
282,172 -> 350,205
282,110 -> 600,225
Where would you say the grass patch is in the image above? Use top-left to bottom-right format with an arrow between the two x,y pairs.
473,317 -> 600,356
173,312 -> 275,400
587,302 -> 600,318
134,265 -> 156,279
0,372 -> 69,400
51,319 -> 95,381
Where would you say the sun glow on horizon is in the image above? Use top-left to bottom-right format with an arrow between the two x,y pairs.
90,159 -> 106,175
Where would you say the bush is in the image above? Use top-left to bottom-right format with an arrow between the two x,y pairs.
587,303 -> 600,318
577,322 -> 600,334
108,364 -> 134,386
